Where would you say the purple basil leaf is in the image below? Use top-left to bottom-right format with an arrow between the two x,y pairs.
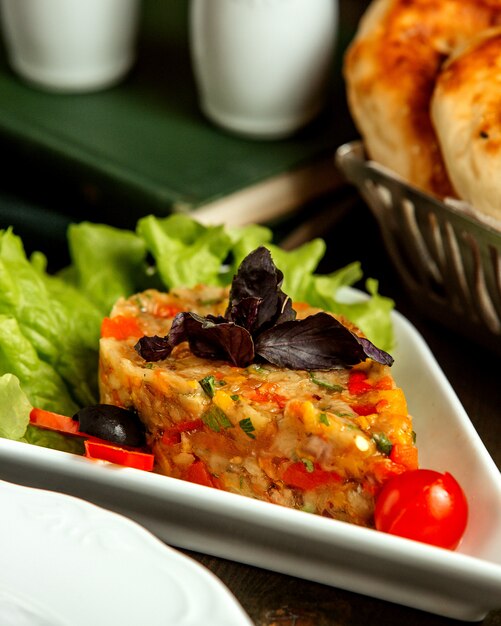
227,296 -> 263,335
134,335 -> 172,362
356,336 -> 394,366
168,312 -> 255,367
255,312 -> 390,370
226,247 -> 295,335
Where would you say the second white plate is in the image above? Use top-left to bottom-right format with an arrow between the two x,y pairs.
0,479 -> 252,626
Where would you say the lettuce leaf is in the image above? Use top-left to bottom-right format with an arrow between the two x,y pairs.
0,315 -> 78,415
23,424 -> 85,455
0,229 -> 101,410
67,221 -> 148,315
136,214 -> 234,289
65,215 -> 395,350
0,373 -> 31,440
0,371 -> 84,453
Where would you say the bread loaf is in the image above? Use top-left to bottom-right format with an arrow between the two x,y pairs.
344,0 -> 501,199
431,28 -> 501,221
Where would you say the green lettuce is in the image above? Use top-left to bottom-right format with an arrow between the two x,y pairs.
0,372 -> 85,453
0,228 -> 101,410
0,374 -> 31,441
66,221 -> 148,315
23,424 -> 85,455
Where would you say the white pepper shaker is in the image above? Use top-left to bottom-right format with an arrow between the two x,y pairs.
189,0 -> 338,140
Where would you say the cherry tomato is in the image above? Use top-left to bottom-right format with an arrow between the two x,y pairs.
374,469 -> 468,549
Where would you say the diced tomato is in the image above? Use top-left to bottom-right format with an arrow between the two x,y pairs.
248,383 -> 287,408
161,419 -> 204,446
390,443 -> 419,470
348,370 -> 372,395
30,408 -> 83,437
375,399 -> 390,412
185,460 -> 218,488
373,376 -> 393,390
100,315 -> 143,340
282,461 -> 341,491
84,440 -> 154,471
372,457 -> 409,485
351,403 -> 377,416
154,304 -> 182,318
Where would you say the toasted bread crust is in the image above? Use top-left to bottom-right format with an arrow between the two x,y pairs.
431,28 -> 501,220
344,0 -> 501,198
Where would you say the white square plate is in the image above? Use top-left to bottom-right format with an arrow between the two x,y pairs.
0,297 -> 500,621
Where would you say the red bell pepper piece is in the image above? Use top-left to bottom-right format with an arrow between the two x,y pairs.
161,419 -> 204,446
348,370 -> 372,395
30,407 -> 84,437
351,403 -> 378,416
390,443 -> 419,470
100,315 -> 143,340
154,304 -> 182,319
282,461 -> 340,491
372,458 -> 408,484
84,440 -> 154,471
185,460 -> 218,488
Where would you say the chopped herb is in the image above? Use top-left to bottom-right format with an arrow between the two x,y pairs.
412,430 -> 417,444
336,412 -> 354,418
145,363 -> 154,369
239,417 -> 256,439
231,394 -> 240,401
301,458 -> 315,473
216,379 -> 227,387
318,413 -> 330,426
308,371 -> 344,392
248,363 -> 267,375
202,406 -> 232,432
301,503 -> 316,514
373,432 -> 393,455
199,375 -> 216,398
200,298 -> 223,306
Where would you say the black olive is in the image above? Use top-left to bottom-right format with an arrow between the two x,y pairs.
73,404 -> 146,447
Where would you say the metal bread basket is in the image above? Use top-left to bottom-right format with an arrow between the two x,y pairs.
335,141 -> 501,353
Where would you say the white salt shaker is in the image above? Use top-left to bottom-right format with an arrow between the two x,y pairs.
189,0 -> 338,140
0,0 -> 140,93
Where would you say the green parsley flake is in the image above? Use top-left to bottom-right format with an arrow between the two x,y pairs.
231,394 -> 240,401
239,417 -> 256,439
199,375 -> 216,398
199,298 -> 223,306
373,432 -> 393,456
308,371 -> 343,392
318,413 -> 330,426
301,458 -> 315,473
202,406 -> 232,432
